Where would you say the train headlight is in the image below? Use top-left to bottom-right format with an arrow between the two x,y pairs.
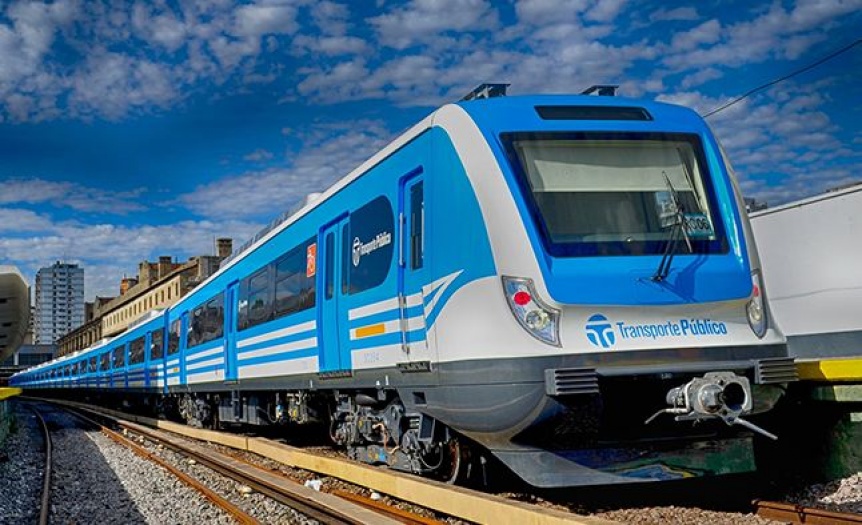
502,276 -> 561,346
746,270 -> 767,338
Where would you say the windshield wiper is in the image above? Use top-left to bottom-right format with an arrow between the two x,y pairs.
652,172 -> 692,282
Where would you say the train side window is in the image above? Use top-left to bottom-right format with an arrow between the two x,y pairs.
325,232 -> 334,299
348,196 -> 394,294
100,352 -> 110,370
275,238 -> 316,317
188,305 -> 203,348
150,329 -> 164,360
189,293 -> 224,347
410,181 -> 424,270
112,346 -> 125,369
89,356 -> 97,372
168,320 -> 181,354
129,336 -> 145,365
239,267 -> 272,330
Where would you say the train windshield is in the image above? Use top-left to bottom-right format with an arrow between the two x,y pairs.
504,132 -> 728,257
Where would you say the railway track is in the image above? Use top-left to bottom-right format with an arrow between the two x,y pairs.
34,397 -> 862,525
28,406 -> 52,525
754,499 -> 862,524
34,397 -> 606,524
63,406 -> 402,525
92,416 -> 260,524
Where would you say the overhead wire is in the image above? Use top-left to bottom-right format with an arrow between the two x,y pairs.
702,38 -> 862,118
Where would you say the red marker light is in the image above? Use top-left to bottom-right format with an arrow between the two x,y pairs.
752,284 -> 760,297
513,291 -> 531,306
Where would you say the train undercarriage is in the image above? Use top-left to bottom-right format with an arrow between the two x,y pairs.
45,361 -> 793,488
149,389 -> 484,484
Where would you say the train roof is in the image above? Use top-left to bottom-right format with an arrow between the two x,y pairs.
172,93 -> 704,313
456,93 -> 703,127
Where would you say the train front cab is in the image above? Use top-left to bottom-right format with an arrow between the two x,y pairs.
422,96 -> 798,487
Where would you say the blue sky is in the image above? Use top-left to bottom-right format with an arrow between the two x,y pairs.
0,0 -> 859,301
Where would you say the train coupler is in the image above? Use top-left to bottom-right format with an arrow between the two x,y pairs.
645,371 -> 778,440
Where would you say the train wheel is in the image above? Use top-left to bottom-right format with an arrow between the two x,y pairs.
439,437 -> 475,485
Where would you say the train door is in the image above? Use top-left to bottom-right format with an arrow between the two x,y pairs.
144,332 -> 152,389
398,169 -> 428,358
179,312 -> 189,385
224,281 -> 239,383
123,343 -> 130,389
319,216 -> 350,372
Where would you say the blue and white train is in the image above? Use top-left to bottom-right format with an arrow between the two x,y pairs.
12,91 -> 797,487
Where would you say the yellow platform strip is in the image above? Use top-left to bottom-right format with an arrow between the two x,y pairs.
0,388 -> 22,401
797,358 -> 862,381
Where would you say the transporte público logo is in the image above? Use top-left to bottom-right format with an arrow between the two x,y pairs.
586,314 -> 729,348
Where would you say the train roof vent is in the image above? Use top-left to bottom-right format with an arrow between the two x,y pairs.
581,84 -> 619,96
461,83 -> 510,101
536,105 -> 653,121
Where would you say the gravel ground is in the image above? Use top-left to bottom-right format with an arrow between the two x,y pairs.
592,506 -> 781,524
786,471 -> 862,514
122,429 -> 317,524
31,403 -> 235,524
0,403 -> 45,524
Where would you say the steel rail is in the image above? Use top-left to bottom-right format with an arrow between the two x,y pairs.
63,405 -> 398,525
100,427 -> 259,524
332,490 -> 445,525
115,420 -> 397,525
186,437 -> 445,525
66,408 -> 259,525
29,397 -> 613,525
30,406 -> 52,525
754,499 -> 862,524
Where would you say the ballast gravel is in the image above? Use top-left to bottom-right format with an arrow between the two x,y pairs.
592,506 -> 781,524
125,431 -> 317,524
0,403 -> 44,524
20,403 -> 234,524
786,471 -> 862,514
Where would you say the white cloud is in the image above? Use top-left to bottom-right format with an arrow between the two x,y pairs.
670,19 -> 721,52
233,3 -> 299,38
243,148 -> 274,162
680,67 -> 723,89
292,34 -> 371,56
0,178 -> 147,214
515,0 -> 591,26
67,51 -> 177,119
0,218 -> 261,300
309,1 -> 351,35
131,3 -> 188,52
663,1 -> 860,71
0,208 -> 54,232
180,120 -> 393,220
649,7 -> 699,22
658,81 -> 857,205
585,0 -> 628,23
370,0 -> 498,49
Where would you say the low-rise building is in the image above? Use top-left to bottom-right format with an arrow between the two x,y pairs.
56,240 -> 232,356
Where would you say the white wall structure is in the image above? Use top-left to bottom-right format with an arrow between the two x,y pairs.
0,266 -> 30,362
34,262 -> 85,345
750,183 -> 862,359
